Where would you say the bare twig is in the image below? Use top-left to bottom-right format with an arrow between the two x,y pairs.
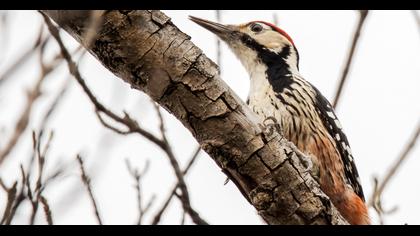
151,145 -> 201,225
369,121 -> 420,221
143,195 -> 156,220
332,10 -> 369,109
180,211 -> 186,225
26,78 -> 69,182
0,30 -> 77,166
125,159 -> 156,224
153,104 -> 207,225
0,37 -> 49,165
39,196 -> 53,225
0,180 -> 18,224
28,132 -> 41,225
215,10 -> 222,71
3,166 -> 28,225
76,155 -> 103,225
43,13 -> 207,225
29,130 -> 54,225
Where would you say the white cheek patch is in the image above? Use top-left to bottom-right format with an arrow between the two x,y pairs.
266,42 -> 281,49
255,31 -> 286,49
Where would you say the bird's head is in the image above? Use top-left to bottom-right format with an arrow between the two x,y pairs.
189,16 -> 300,76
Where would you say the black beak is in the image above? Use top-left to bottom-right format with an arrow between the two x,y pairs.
189,16 -> 234,39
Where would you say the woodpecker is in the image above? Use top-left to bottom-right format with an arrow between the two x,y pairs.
190,16 -> 370,225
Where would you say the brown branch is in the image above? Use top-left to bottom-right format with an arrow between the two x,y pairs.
29,131 -> 54,225
26,78 -> 69,182
0,30 -> 78,166
0,180 -> 18,224
180,210 -> 186,225
125,159 -> 156,224
332,10 -> 369,109
369,120 -> 420,221
42,10 -> 349,225
215,10 -> 222,71
0,45 -> 48,165
151,145 -> 201,225
39,196 -> 53,225
152,103 -> 207,225
3,166 -> 28,224
76,154 -> 103,225
1,128 -> 59,225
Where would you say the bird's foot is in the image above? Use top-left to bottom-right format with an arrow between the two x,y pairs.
259,116 -> 282,140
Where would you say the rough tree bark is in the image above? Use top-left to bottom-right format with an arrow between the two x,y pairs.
42,10 -> 348,225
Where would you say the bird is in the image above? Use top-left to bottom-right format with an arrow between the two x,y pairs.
189,15 -> 370,225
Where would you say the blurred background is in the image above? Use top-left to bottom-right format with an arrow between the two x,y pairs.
0,10 -> 419,225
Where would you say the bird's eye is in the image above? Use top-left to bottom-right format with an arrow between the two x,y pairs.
250,23 -> 263,33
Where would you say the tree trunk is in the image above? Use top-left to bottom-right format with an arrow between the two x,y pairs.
41,10 -> 347,225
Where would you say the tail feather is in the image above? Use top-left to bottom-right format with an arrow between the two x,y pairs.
336,190 -> 370,225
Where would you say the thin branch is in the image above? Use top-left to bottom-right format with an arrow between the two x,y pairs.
215,10 -> 222,71
0,180 -> 17,224
332,10 -> 369,109
1,128 -> 59,225
125,159 -> 155,225
0,31 -> 77,166
29,130 -> 54,225
76,154 -> 103,225
0,38 -> 48,165
39,196 -> 53,225
151,145 -> 201,225
152,104 -> 207,225
369,120 -> 420,220
3,166 -> 29,225
143,195 -> 156,220
180,210 -> 186,225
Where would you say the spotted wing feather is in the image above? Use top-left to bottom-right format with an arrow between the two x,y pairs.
311,85 -> 365,201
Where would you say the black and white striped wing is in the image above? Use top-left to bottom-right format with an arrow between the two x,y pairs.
312,85 -> 366,201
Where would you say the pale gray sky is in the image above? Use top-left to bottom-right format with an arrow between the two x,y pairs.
0,10 -> 419,225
